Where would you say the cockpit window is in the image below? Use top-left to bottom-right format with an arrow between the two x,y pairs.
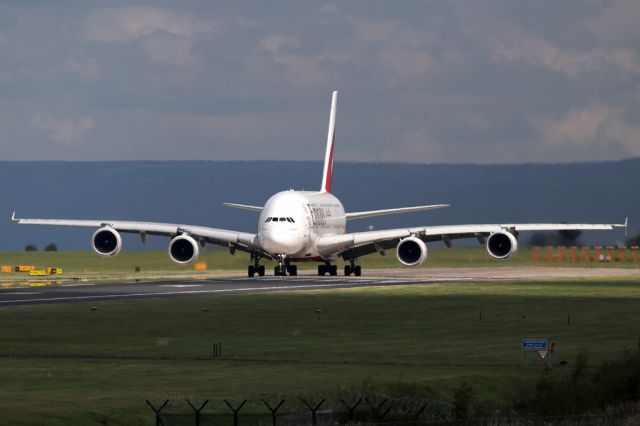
265,216 -> 295,223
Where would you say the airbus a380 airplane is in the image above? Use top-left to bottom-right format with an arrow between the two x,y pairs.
12,91 -> 626,277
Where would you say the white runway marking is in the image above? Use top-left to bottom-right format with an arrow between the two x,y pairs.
0,282 -> 375,305
159,284 -> 204,288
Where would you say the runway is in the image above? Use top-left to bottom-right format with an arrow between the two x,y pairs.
1,267 -> 638,306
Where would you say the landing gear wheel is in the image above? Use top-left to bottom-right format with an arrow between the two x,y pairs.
248,265 -> 255,277
344,265 -> 352,276
288,265 -> 298,276
354,265 -> 362,276
274,266 -> 287,276
318,265 -> 327,276
329,265 -> 338,276
257,265 -> 265,276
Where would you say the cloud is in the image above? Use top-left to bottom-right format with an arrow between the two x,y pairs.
141,33 -> 204,68
534,105 -> 640,157
347,17 -> 398,43
32,115 -> 95,145
65,56 -> 100,80
84,6 -> 216,42
83,6 -> 218,68
586,0 -> 640,44
258,34 -> 300,53
255,33 -> 334,86
488,30 -> 640,78
377,48 -> 435,81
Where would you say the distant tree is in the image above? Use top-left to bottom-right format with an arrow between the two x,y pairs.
25,244 -> 38,252
528,229 -> 583,247
626,232 -> 640,247
44,243 -> 58,252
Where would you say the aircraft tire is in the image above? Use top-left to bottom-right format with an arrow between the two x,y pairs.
329,265 -> 338,276
248,265 -> 255,277
258,265 -> 265,276
354,266 -> 362,276
288,265 -> 298,276
344,265 -> 351,276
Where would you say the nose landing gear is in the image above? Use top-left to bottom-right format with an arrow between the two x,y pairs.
274,255 -> 297,276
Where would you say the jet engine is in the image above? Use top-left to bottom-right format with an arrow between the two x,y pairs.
396,236 -> 428,266
92,227 -> 122,257
168,234 -> 200,264
485,231 -> 518,260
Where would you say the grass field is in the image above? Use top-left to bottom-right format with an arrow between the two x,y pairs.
1,247 -> 637,284
1,270 -> 640,424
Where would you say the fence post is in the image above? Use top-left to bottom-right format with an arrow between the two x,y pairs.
186,400 -> 209,426
145,400 -> 169,426
224,400 -> 247,426
299,398 -> 325,425
531,247 -> 541,263
606,246 -> 614,262
569,246 -> 578,263
632,247 -> 639,263
263,399 -> 286,426
365,398 -> 391,421
618,247 -> 627,263
581,247 -> 591,263
558,246 -> 566,263
339,398 -> 362,422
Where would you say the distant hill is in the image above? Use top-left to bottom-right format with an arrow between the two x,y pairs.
0,159 -> 636,251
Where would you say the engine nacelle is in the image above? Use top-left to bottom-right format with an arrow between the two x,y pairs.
168,234 -> 200,264
396,236 -> 428,266
92,227 -> 122,257
486,231 -> 518,260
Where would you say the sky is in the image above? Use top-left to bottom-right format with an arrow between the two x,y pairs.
0,0 -> 639,163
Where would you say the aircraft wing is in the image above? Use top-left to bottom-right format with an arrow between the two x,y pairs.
11,213 -> 261,253
317,221 -> 627,259
345,204 -> 449,220
222,203 -> 263,212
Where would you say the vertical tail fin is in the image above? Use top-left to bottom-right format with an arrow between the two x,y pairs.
321,91 -> 338,193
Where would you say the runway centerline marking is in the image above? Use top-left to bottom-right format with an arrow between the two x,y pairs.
159,284 -> 204,288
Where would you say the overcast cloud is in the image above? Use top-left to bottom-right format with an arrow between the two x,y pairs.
0,0 -> 638,163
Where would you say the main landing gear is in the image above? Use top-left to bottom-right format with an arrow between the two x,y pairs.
318,259 -> 362,277
248,254 -> 266,278
344,259 -> 362,276
344,264 -> 362,276
318,263 -> 337,276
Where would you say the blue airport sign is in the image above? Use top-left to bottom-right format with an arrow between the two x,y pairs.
522,339 -> 548,350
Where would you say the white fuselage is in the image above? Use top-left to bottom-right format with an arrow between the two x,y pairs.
258,190 -> 346,261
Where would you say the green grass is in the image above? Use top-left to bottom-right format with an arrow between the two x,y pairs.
1,247 -> 637,284
1,277 -> 640,424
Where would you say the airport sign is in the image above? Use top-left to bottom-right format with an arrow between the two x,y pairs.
522,339 -> 547,350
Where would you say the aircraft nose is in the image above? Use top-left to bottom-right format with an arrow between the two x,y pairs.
261,229 -> 305,254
